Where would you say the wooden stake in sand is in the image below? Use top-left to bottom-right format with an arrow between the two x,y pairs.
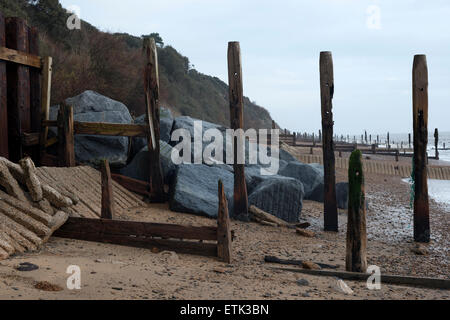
434,128 -> 439,160
227,41 -> 248,221
412,54 -> 430,243
319,51 -> 338,232
57,102 -> 75,167
143,37 -> 165,202
217,180 -> 232,263
100,159 -> 115,220
346,150 -> 367,273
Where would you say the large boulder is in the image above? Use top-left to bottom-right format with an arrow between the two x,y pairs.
307,181 -> 352,210
169,164 -> 234,218
49,90 -> 132,167
248,175 -> 305,223
279,161 -> 324,198
131,107 -> 174,158
120,141 -> 176,185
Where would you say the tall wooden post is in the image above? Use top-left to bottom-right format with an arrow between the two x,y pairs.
408,133 -> 411,149
28,26 -> 40,162
434,128 -> 439,160
292,132 -> 296,146
144,38 -> 165,202
39,56 -> 52,162
57,102 -> 75,167
101,159 -> 115,220
319,51 -> 338,232
5,17 -> 30,162
346,149 -> 367,273
228,41 -> 248,221
412,55 -> 430,243
217,180 -> 232,263
387,132 -> 390,149
0,13 -> 7,158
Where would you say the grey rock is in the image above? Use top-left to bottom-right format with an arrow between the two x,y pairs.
336,182 -> 349,210
169,164 -> 234,218
279,161 -> 324,198
248,175 -> 304,223
49,90 -> 132,167
296,279 -> 310,286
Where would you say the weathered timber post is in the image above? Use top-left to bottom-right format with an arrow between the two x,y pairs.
387,132 -> 390,149
395,150 -> 399,162
101,159 -> 115,220
0,13 -> 8,158
5,17 -> 30,162
144,38 -> 165,202
228,41 -> 249,221
372,144 -> 376,154
412,54 -> 430,243
434,128 -> 439,160
292,132 -> 296,146
409,133 -> 412,149
319,51 -> 338,231
39,56 -> 52,162
377,135 -> 379,145
319,130 -> 322,142
217,180 -> 232,263
28,26 -> 40,162
57,102 -> 75,167
365,131 -> 368,144
346,149 -> 367,273
312,133 -> 316,146
369,134 -> 372,144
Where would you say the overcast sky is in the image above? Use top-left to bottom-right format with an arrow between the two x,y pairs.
60,0 -> 450,135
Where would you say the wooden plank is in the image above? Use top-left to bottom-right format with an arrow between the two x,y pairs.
55,217 -> 218,241
21,132 -> 39,147
228,41 -> 249,221
412,55 -> 430,243
217,180 -> 232,263
143,38 -> 165,202
101,159 -> 115,220
0,13 -> 7,158
6,17 -> 30,162
74,121 -> 149,137
0,46 -> 41,68
111,173 -> 151,197
39,56 -> 52,163
57,102 -> 75,167
319,51 -> 338,231
346,150 -> 367,273
270,267 -> 450,290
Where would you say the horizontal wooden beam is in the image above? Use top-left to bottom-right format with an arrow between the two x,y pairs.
271,267 -> 450,290
0,46 -> 41,68
54,217 -> 219,257
42,120 -> 149,137
21,132 -> 40,147
111,173 -> 151,197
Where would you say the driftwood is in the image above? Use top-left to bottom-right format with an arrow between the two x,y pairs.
19,157 -> 43,202
265,256 -> 338,269
270,267 -> 450,290
249,205 -> 290,227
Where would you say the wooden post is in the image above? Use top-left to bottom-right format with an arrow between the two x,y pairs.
0,13 -> 7,158
39,56 -> 52,162
28,26 -> 40,162
319,51 -> 338,232
57,102 -> 75,167
312,133 -> 316,146
5,17 -> 30,162
217,180 -> 232,263
408,133 -> 411,149
228,41 -> 249,221
412,55 -> 430,243
434,128 -> 439,160
292,132 -> 296,146
346,149 -> 367,273
387,132 -> 390,149
101,159 -> 115,220
143,38 -> 165,202
395,150 -> 399,162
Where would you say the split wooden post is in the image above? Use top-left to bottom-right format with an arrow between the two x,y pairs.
39,56 -> 52,162
217,180 -> 232,263
319,51 -> 338,231
57,102 -> 75,167
434,128 -> 439,160
5,17 -> 30,162
346,149 -> 367,273
227,41 -> 248,221
101,159 -> 115,220
143,38 -> 165,202
0,13 -> 7,158
412,54 -> 430,243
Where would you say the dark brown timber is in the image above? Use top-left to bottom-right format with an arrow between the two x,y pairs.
5,17 -> 30,162
28,26 -> 40,162
111,173 -> 151,197
57,102 -> 75,167
0,13 -> 7,158
101,159 -> 115,220
412,55 -> 430,243
227,41 -> 248,221
346,150 -> 367,272
434,128 -> 439,160
217,180 -> 232,263
319,51 -> 338,231
143,38 -> 164,202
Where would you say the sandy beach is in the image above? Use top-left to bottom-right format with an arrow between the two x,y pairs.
0,162 -> 448,300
